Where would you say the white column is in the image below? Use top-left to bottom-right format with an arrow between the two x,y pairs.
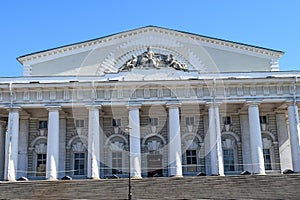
0,121 -> 6,180
46,106 -> 60,180
167,103 -> 182,177
4,107 -> 20,181
276,111 -> 293,171
208,103 -> 224,176
127,105 -> 142,178
248,103 -> 265,174
18,116 -> 29,178
87,105 -> 101,179
287,103 -> 300,172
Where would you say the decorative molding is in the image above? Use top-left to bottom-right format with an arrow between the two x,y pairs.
18,26 -> 283,66
110,141 -> 124,151
144,88 -> 150,99
23,90 -> 30,101
263,86 -> 270,96
37,89 -> 43,101
237,86 -> 243,96
35,143 -> 47,154
250,86 -> 256,96
197,87 -> 203,97
50,90 -> 56,101
222,138 -> 235,149
64,88 -> 70,100
147,140 -> 161,151
72,142 -> 86,152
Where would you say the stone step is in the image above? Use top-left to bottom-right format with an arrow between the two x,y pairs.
0,174 -> 299,199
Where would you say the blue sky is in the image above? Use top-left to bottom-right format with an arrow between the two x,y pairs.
0,0 -> 299,77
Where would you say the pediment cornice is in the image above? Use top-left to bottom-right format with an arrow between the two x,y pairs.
17,26 -> 284,65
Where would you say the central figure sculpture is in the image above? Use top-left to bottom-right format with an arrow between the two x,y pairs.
118,47 -> 188,72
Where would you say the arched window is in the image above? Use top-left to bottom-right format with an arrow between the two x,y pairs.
34,142 -> 47,176
222,133 -> 239,172
182,133 -> 202,174
262,136 -> 274,170
71,141 -> 87,176
107,136 -> 126,175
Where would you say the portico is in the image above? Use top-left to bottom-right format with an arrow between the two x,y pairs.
0,26 -> 299,181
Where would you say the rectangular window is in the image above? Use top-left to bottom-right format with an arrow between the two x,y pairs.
263,149 -> 272,170
185,117 -> 194,126
38,121 -> 47,129
75,119 -> 85,128
74,153 -> 86,175
260,116 -> 267,124
112,152 -> 123,174
223,149 -> 235,171
36,154 -> 46,176
186,150 -> 197,172
149,117 -> 158,126
112,119 -> 121,127
222,116 -> 231,125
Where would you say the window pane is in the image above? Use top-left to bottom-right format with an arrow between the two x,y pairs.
263,149 -> 272,170
74,153 -> 85,175
223,149 -> 235,171
39,121 -> 47,129
112,152 -> 123,174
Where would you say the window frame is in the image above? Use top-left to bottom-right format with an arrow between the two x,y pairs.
112,151 -> 123,174
185,116 -> 194,126
75,119 -> 85,128
38,120 -> 48,129
73,152 -> 86,176
112,118 -> 122,127
149,117 -> 158,126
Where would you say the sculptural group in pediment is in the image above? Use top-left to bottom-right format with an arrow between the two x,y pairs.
118,47 -> 188,72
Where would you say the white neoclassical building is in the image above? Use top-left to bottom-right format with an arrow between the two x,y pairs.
0,26 -> 300,181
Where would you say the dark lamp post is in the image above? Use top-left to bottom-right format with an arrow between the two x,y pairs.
125,126 -> 132,200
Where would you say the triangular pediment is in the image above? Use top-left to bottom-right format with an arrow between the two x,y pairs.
17,26 -> 284,76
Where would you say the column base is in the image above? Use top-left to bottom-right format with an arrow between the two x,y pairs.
46,177 -> 58,181
131,175 -> 142,179
169,175 -> 183,178
88,177 -> 100,180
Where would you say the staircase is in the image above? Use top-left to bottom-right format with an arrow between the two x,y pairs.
0,174 -> 299,199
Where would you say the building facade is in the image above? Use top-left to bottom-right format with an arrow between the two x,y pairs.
0,26 -> 300,181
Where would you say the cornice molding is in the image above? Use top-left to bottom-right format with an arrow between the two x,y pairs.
17,26 -> 284,66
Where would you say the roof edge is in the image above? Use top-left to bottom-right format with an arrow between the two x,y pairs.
17,25 -> 284,64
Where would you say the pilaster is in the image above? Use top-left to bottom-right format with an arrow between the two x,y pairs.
0,121 -> 7,180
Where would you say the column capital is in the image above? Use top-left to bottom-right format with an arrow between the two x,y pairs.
206,102 -> 222,108
45,105 -> 61,111
285,101 -> 298,107
86,104 -> 102,111
166,102 -> 181,109
6,106 -> 22,112
127,104 -> 141,110
246,101 -> 261,107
